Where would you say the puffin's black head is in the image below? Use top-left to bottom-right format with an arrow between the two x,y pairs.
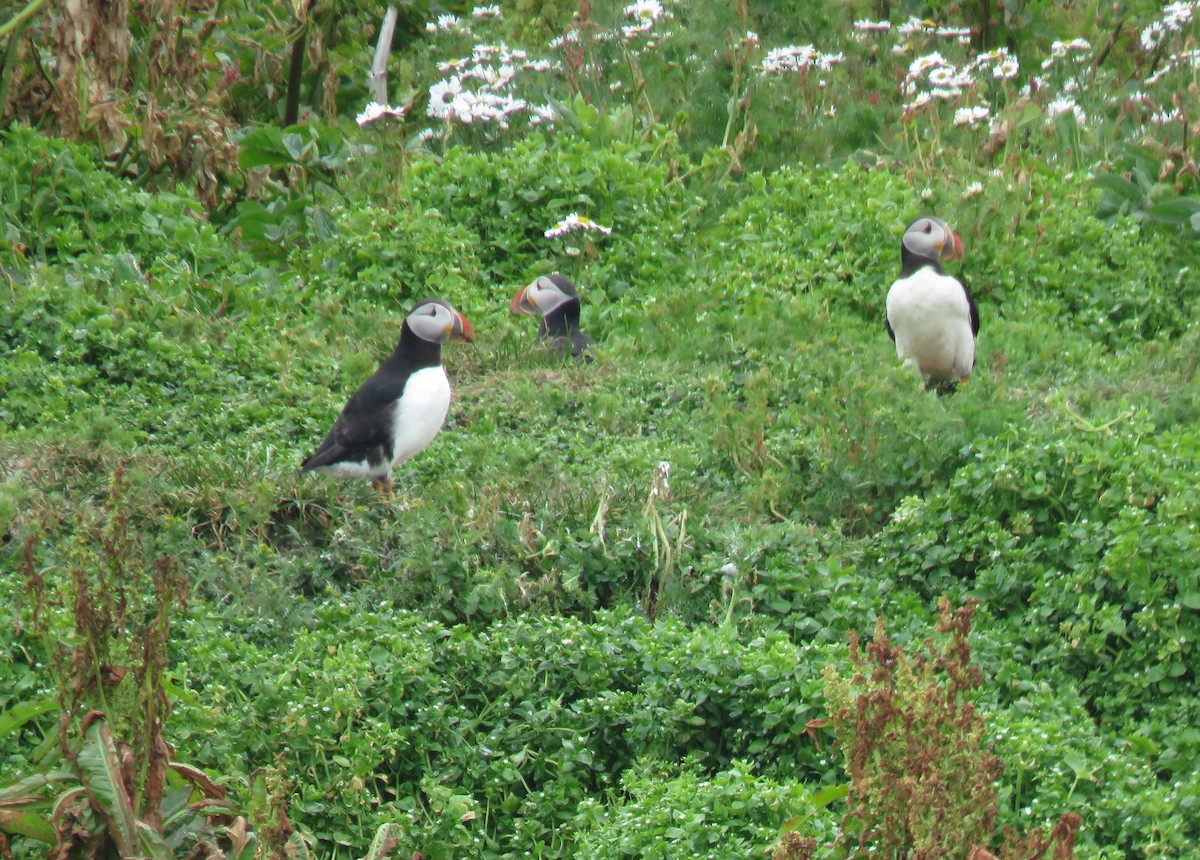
509,274 -> 580,318
406,298 -> 474,343
901,215 -> 964,268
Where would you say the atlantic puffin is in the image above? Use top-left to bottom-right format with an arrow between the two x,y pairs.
885,215 -> 978,389
510,273 -> 595,358
301,298 -> 473,495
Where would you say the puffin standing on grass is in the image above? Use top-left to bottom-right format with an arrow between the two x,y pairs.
301,298 -> 473,496
885,215 -> 979,390
510,273 -> 595,359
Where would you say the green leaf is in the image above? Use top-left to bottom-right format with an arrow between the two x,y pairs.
809,783 -> 849,808
237,127 -> 294,168
0,699 -> 57,740
134,820 -> 175,860
1144,197 -> 1200,225
76,715 -> 137,856
0,801 -> 58,843
363,822 -> 405,860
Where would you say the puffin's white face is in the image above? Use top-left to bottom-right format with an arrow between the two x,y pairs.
510,275 -> 578,317
407,299 -> 474,343
902,216 -> 964,261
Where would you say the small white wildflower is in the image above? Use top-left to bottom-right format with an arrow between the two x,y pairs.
435,14 -> 461,31
530,104 -> 557,126
963,181 -> 984,199
954,105 -> 991,126
544,213 -> 613,239
761,44 -> 842,74
1047,95 -> 1086,125
622,0 -> 663,35
905,91 -> 934,111
853,19 -> 892,32
1151,108 -> 1184,124
1142,2 -> 1196,50
471,4 -> 501,18
744,31 -> 760,46
818,52 -> 845,71
898,16 -> 936,37
994,57 -> 1020,79
936,26 -> 972,40
921,188 -> 935,201
928,66 -> 960,87
1052,38 -> 1092,55
356,101 -> 406,125
624,0 -> 663,20
908,51 -> 948,77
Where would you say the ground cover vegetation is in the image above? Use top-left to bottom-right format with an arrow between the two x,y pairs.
1,0 -> 1198,857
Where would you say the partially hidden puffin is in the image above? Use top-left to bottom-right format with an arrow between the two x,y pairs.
301,298 -> 473,495
885,215 -> 979,389
510,273 -> 595,359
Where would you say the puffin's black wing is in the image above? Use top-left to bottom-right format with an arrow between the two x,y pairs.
885,316 -> 896,342
301,371 -> 408,470
569,329 -> 596,358
962,281 -> 980,336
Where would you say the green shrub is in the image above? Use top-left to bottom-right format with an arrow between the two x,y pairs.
0,128 -> 222,268
168,605 -> 832,858
873,415 -> 1199,727
573,758 -> 824,860
401,133 -> 700,303
292,202 -> 486,316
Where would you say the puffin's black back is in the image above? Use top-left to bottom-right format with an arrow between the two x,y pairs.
301,320 -> 444,471
538,298 -> 596,358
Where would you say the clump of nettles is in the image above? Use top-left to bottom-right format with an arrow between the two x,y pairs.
809,598 -> 1080,859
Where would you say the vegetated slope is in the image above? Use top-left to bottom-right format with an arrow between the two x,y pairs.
2,105 -> 1199,860
4,126 -> 1199,858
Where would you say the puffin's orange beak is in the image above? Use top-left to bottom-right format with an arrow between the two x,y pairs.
453,311 -> 474,342
510,285 -> 537,315
943,229 -> 965,262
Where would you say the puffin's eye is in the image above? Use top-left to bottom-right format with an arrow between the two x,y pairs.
923,223 -> 932,233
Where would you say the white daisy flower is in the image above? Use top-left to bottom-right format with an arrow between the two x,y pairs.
994,58 -> 1019,79
954,106 -> 991,126
545,213 -> 613,239
356,101 -> 406,125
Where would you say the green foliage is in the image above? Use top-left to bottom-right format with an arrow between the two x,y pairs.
573,758 -> 822,859
226,122 -> 359,257
3,2 -> 1200,856
874,414 -> 1200,725
168,606 -> 832,857
292,202 -> 485,315
0,128 -> 220,268
401,133 -> 700,298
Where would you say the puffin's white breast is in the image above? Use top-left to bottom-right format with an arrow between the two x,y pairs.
886,269 -> 975,380
390,366 -> 452,467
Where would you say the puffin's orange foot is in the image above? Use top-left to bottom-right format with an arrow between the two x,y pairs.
371,479 -> 397,502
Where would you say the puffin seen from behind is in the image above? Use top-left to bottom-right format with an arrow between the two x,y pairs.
885,215 -> 979,390
510,273 -> 595,359
301,298 -> 473,496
